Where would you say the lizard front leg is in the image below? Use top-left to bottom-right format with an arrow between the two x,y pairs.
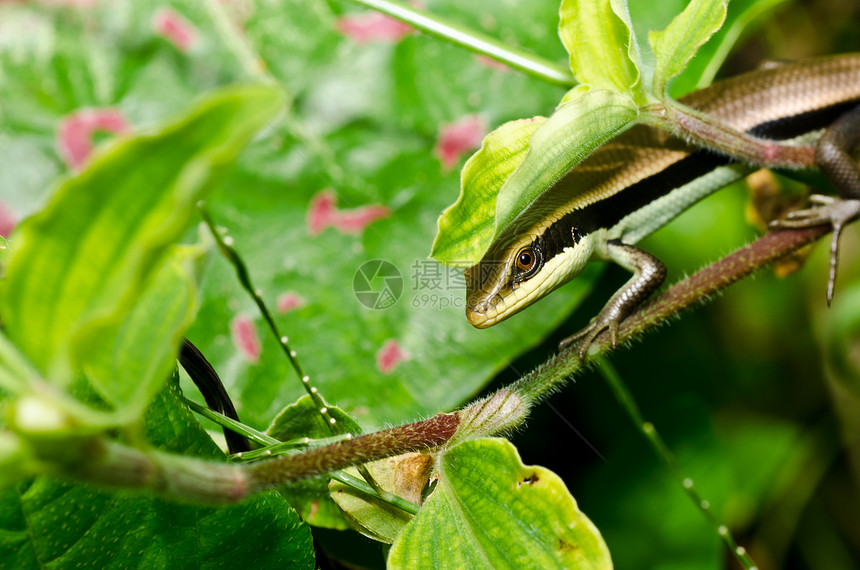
560,240 -> 667,359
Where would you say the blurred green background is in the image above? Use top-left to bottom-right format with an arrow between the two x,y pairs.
1,0 -> 859,568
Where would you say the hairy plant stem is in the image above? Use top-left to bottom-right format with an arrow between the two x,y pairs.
244,412 -> 459,492
344,0 -> 575,87
596,358 -> 758,570
643,101 -> 817,168
31,412 -> 455,509
184,397 -> 418,513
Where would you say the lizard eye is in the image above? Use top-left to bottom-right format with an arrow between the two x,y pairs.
516,247 -> 536,272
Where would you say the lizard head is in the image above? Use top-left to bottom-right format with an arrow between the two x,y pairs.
465,213 -> 596,328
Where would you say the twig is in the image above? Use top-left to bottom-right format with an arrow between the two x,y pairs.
597,358 -> 759,570
344,0 -> 575,87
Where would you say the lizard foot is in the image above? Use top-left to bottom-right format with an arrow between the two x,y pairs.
770,195 -> 860,305
559,317 -> 620,361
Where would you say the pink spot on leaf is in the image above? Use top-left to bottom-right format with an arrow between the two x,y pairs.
231,314 -> 261,363
336,12 -> 414,44
475,55 -> 511,72
0,202 -> 17,238
376,339 -> 409,374
307,190 -> 390,236
434,115 -> 487,171
332,205 -> 391,235
57,108 -> 130,169
307,191 -> 337,236
153,7 -> 197,52
276,291 -> 305,314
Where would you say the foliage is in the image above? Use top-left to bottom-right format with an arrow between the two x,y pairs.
388,438 -> 612,569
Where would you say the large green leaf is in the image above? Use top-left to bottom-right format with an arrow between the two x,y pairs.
648,0 -> 728,96
0,1 -> 239,214
388,438 -> 612,569
628,0 -> 788,97
178,1 -> 591,432
431,117 -> 546,265
80,249 -> 200,421
1,83 -> 285,416
188,134 -> 601,430
494,89 -> 638,242
0,374 -> 315,569
558,0 -> 644,102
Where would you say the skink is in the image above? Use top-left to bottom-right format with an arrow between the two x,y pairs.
464,53 -> 860,355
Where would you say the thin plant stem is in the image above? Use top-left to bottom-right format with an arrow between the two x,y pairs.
595,357 -> 759,570
204,0 -> 268,79
197,205 -> 385,493
197,206 -> 342,435
183,396 -> 275,448
183,397 -> 348,457
330,470 -> 420,516
642,101 -> 817,169
184,396 -> 348,458
345,0 -> 575,87
233,435 -> 353,462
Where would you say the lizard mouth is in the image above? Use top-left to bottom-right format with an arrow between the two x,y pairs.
465,291 -> 506,328
464,261 -> 510,328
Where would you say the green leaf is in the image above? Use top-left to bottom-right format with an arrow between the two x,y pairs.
649,0 -> 728,96
558,0 -> 643,102
668,0 -> 790,96
268,395 -> 362,529
432,89 -> 638,267
268,395 -> 363,440
494,89 -> 639,243
431,117 -> 546,265
0,84 -> 286,398
388,438 -> 612,569
80,248 -> 200,421
0,374 -> 315,568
